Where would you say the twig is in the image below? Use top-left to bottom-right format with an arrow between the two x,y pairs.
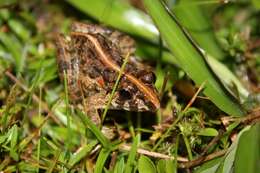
201,130 -> 225,156
240,107 -> 260,124
178,149 -> 227,169
120,143 -> 188,162
183,81 -> 206,112
221,107 -> 260,126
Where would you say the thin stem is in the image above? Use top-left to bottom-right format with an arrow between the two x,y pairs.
63,71 -> 72,150
101,53 -> 130,123
152,113 -> 184,151
182,133 -> 193,160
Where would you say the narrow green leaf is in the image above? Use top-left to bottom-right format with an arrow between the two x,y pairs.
125,134 -> 140,173
197,128 -> 218,137
194,158 -> 223,173
138,155 -> 156,173
94,148 -> 111,173
77,109 -> 110,147
68,140 -> 98,167
157,159 -> 178,173
8,19 -> 30,41
10,124 -> 18,161
63,71 -> 73,151
234,124 -> 260,173
157,159 -> 166,173
9,126 -> 17,145
143,0 -> 245,116
102,51 -> 129,122
114,157 -> 125,173
0,134 -> 7,145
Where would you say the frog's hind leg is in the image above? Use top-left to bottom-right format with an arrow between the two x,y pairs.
56,34 -> 84,108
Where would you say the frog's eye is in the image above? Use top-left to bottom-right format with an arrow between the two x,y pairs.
141,72 -> 156,84
119,89 -> 132,100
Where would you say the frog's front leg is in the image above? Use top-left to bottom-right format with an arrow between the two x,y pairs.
85,109 -> 101,126
82,90 -> 107,126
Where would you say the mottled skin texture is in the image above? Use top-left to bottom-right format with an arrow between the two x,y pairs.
56,22 -> 160,125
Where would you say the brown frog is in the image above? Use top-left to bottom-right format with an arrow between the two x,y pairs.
55,22 -> 160,125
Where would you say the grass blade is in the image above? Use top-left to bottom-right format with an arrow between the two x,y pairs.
68,140 -> 98,167
77,109 -> 110,147
94,147 -> 111,173
124,134 -> 140,173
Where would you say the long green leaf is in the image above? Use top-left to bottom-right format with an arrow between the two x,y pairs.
234,124 -> 260,173
173,0 -> 225,60
66,0 -> 158,41
94,148 -> 111,173
68,140 -> 98,167
114,157 -> 125,173
138,155 -> 156,173
194,158 -> 222,173
143,0 -> 245,116
124,134 -> 140,173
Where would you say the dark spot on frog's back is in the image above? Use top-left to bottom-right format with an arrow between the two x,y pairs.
84,46 -> 97,59
89,66 -> 101,78
102,68 -> 116,82
80,62 -> 101,78
95,34 -> 110,49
